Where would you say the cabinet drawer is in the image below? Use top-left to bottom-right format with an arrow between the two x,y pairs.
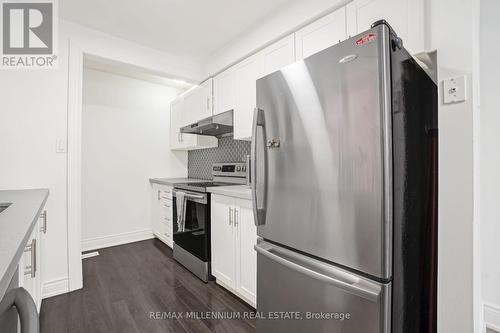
160,190 -> 172,200
161,214 -> 173,225
160,198 -> 172,209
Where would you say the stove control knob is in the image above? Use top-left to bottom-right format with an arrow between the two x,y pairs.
236,166 -> 241,171
242,166 -> 246,172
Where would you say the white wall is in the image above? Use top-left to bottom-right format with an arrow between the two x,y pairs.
81,69 -> 186,249
0,34 -> 70,295
428,0 -> 479,331
0,20 -> 199,296
480,0 -> 500,330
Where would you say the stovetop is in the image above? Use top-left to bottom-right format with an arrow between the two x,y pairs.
174,181 -> 236,193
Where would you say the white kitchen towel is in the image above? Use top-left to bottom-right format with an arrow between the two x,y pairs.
176,191 -> 187,232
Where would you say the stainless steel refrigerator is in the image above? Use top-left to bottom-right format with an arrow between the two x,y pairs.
251,20 -> 438,333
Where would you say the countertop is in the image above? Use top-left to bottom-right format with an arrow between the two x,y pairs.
0,189 -> 49,300
149,177 -> 207,186
207,185 -> 252,200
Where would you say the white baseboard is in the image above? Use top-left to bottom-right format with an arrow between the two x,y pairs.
81,229 -> 154,252
42,277 -> 69,299
485,303 -> 500,332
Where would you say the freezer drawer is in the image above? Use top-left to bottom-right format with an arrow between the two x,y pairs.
255,241 -> 391,333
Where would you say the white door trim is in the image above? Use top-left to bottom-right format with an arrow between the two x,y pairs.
67,39 -> 84,291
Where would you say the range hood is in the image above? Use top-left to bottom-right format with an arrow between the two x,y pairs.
180,110 -> 233,137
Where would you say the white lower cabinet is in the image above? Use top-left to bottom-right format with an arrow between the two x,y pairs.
211,194 -> 257,307
151,183 -> 174,247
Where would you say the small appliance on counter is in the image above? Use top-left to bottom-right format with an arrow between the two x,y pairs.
172,162 -> 247,282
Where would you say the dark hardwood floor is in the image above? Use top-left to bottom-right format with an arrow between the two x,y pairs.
40,239 -> 256,333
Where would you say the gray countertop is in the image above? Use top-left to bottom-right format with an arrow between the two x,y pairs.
149,177 -> 207,186
0,189 -> 49,300
207,185 -> 252,200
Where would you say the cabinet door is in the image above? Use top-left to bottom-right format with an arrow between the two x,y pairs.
181,88 -> 200,125
183,79 -> 213,123
213,68 -> 235,115
199,78 -> 213,119
260,34 -> 296,78
233,54 -> 263,140
295,7 -> 347,60
170,97 -> 197,149
235,199 -> 257,307
210,195 -> 236,289
346,0 -> 424,53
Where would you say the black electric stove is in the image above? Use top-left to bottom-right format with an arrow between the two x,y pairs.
171,162 -> 248,283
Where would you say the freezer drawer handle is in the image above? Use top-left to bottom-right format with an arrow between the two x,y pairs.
254,242 -> 381,302
251,108 -> 267,226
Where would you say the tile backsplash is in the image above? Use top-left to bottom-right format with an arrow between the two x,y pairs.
188,136 -> 251,179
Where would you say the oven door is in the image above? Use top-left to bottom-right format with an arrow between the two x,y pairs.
172,189 -> 210,262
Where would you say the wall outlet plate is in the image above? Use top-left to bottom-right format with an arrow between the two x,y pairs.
443,75 -> 466,104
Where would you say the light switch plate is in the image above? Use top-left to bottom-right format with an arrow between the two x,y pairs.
443,75 -> 466,104
56,140 -> 67,153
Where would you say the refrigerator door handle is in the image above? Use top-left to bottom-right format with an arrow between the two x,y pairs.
251,108 -> 267,226
255,242 -> 382,302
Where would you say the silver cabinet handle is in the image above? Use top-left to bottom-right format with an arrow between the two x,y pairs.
229,207 -> 233,225
157,190 -> 160,200
0,287 -> 39,333
207,96 -> 210,111
24,239 -> 36,278
39,210 -> 47,234
254,241 -> 381,302
251,108 -> 267,226
234,208 -> 238,227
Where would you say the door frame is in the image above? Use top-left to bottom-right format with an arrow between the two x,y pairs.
67,39 -> 84,291
66,38 -> 198,291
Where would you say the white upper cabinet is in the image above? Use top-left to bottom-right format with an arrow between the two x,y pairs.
260,34 -> 295,78
233,53 -> 263,140
295,7 -> 347,60
183,79 -> 213,123
199,78 -> 213,119
213,67 -> 236,115
346,0 -> 424,53
170,95 -> 218,151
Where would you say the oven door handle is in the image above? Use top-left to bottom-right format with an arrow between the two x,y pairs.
184,193 -> 205,200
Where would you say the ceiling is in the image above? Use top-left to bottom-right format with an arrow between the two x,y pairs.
60,0 -> 294,63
